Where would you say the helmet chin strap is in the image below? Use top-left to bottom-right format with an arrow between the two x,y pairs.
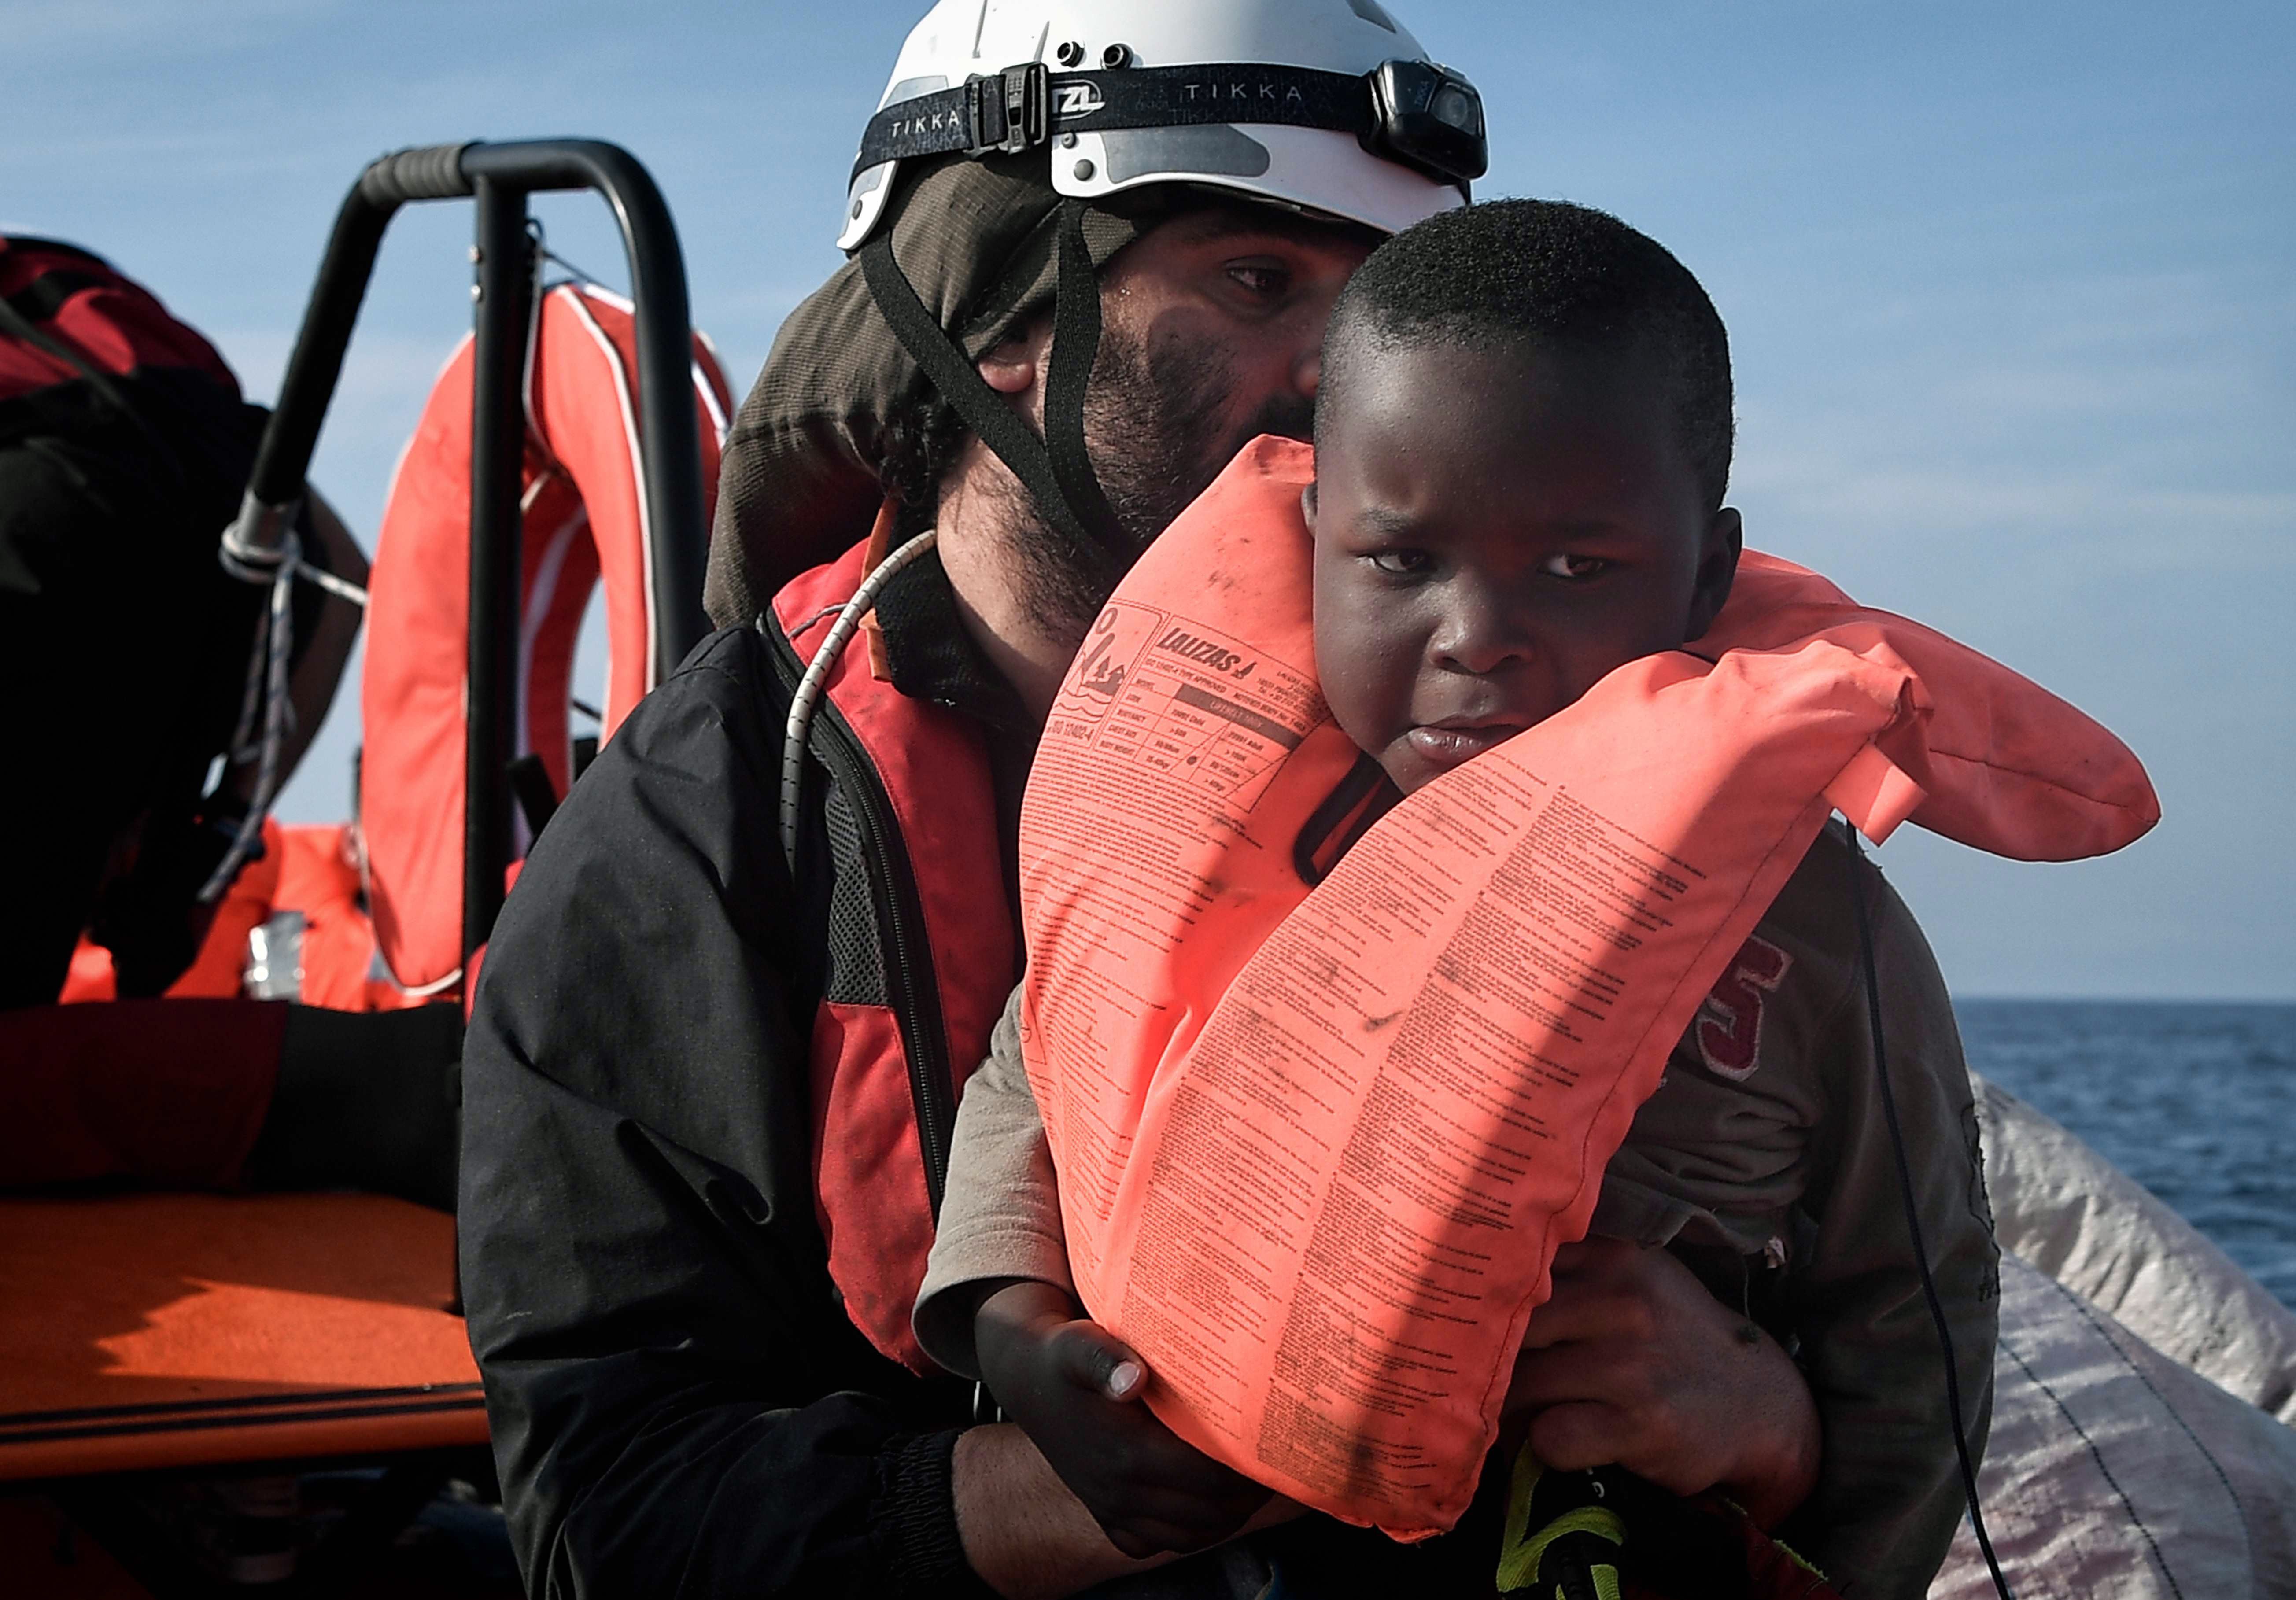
860,198 -> 1132,575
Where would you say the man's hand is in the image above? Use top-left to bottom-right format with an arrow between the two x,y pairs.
975,1280 -> 1276,1558
1505,1238 -> 1821,1528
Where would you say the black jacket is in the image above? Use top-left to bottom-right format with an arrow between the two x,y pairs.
461,571 -> 1008,1597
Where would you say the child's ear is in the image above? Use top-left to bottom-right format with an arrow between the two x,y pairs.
1683,506 -> 1742,642
1301,481 -> 1318,530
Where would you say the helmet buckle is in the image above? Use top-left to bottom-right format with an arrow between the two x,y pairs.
965,62 -> 1050,157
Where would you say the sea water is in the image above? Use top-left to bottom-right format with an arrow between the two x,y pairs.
1956,999 -> 2296,1311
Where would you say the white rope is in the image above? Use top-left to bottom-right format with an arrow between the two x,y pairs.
364,944 -> 465,1001
780,529 -> 939,871
297,562 -> 371,607
221,581 -> 271,764
219,517 -> 371,608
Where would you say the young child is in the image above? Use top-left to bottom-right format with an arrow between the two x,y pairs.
915,200 -> 1997,1600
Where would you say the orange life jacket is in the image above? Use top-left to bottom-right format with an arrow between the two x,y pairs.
1015,436 -> 2158,1534
752,438 -> 2161,1398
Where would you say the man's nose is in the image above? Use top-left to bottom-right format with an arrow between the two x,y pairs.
1294,348 -> 1322,400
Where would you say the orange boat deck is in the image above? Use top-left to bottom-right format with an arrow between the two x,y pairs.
0,1192 -> 486,1483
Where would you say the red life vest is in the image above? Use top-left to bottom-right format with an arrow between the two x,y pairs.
766,539 -> 1018,1374
7,235 -> 329,1011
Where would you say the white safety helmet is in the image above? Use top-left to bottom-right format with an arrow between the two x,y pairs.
838,0 -> 1484,251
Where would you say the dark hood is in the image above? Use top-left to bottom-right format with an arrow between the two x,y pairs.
704,153 -> 1140,627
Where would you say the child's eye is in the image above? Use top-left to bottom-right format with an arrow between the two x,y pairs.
1368,549 -> 1436,577
1541,553 -> 1611,581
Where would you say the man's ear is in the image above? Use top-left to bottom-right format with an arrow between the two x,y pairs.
1301,480 -> 1318,531
977,337 -> 1037,396
1683,506 -> 1742,643
978,315 -> 1052,398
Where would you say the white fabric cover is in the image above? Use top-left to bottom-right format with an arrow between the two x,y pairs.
1926,1074 -> 2296,1597
1974,1073 -> 2296,1424
1930,1250 -> 2296,1599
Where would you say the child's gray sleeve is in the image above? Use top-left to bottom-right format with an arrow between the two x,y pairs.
1785,852 -> 2000,1600
912,985 -> 1074,1377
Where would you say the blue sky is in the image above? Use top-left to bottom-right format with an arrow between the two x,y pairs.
5,0 -> 2290,999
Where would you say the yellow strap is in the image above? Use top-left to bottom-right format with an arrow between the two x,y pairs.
1772,1535 -> 1829,1581
1498,1438 -> 1545,1589
1496,1439 -> 1625,1593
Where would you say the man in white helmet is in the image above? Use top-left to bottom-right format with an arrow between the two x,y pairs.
459,4 -> 1823,1595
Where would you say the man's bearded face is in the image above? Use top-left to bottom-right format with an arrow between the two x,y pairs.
1000,313 -> 1318,642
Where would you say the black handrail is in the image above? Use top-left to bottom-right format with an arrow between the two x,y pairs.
227,139 -> 711,964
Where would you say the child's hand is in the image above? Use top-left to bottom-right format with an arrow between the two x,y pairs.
974,1279 -> 1276,1558
1502,1238 -> 1821,1529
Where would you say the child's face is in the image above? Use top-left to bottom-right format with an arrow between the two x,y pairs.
1307,337 -> 1741,796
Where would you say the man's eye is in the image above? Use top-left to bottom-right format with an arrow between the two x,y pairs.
1542,553 -> 1611,581
1369,549 -> 1435,577
1226,263 -> 1290,297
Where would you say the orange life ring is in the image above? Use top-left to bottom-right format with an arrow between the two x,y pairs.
359,282 -> 731,993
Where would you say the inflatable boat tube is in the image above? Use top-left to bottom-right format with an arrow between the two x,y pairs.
1924,1075 -> 2296,1596
1972,1072 -> 2296,1424
1931,1246 -> 2296,1600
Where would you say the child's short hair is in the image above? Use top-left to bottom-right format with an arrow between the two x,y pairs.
1322,199 -> 1735,514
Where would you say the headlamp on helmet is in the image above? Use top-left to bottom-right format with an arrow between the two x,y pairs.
839,0 -> 1486,250
1364,59 -> 1484,189
851,57 -> 1486,200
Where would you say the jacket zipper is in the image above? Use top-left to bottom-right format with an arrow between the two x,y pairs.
766,619 -> 957,1216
